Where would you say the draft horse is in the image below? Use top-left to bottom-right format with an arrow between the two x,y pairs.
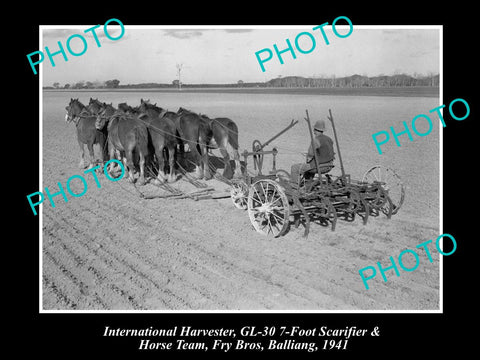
178,107 -> 241,179
87,98 -> 105,115
176,107 -> 211,179
200,114 -> 241,179
95,102 -> 149,185
65,98 -> 108,169
138,99 -> 178,183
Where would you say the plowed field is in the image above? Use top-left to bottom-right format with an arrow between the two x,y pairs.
41,89 -> 441,311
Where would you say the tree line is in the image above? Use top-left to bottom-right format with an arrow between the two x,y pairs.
46,73 -> 439,90
50,79 -> 120,89
264,73 -> 439,88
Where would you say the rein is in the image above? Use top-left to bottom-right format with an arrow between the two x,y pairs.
97,112 -> 114,120
68,108 -> 95,125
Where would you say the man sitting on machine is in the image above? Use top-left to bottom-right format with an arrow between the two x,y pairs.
290,119 -> 335,184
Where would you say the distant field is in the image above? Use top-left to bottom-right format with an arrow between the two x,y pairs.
44,86 -> 439,98
42,89 -> 441,311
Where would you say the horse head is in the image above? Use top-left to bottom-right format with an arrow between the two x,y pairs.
87,98 -> 105,115
95,103 -> 116,130
139,100 -> 165,117
177,107 -> 193,115
118,102 -> 136,114
138,99 -> 150,112
65,98 -> 86,123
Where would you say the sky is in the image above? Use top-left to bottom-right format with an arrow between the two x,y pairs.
39,25 -> 441,87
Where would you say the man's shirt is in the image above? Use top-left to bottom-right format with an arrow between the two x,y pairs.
307,133 -> 335,164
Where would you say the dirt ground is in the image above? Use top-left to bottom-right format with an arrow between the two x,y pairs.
41,93 -> 440,311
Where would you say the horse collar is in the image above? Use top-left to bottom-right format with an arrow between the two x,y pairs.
72,110 -> 90,124
72,116 -> 82,125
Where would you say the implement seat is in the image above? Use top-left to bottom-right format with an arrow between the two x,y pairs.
290,161 -> 334,188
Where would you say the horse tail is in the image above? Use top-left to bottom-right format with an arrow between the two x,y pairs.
226,120 -> 239,150
135,122 -> 150,156
165,119 -> 178,147
176,117 -> 186,141
107,115 -> 121,149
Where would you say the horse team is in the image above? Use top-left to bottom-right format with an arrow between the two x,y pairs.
65,97 -> 242,185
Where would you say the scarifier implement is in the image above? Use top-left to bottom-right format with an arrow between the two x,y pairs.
230,109 -> 405,237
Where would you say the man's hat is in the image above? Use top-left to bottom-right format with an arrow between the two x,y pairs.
314,119 -> 326,132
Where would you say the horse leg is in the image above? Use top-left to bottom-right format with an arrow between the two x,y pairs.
188,141 -> 204,179
227,129 -> 242,177
174,139 -> 185,172
97,135 -> 107,174
167,146 -> 177,183
219,147 -> 233,179
232,148 -> 242,178
107,147 -> 121,175
98,133 -> 108,165
177,139 -> 185,156
121,154 -> 129,179
137,150 -> 146,186
77,139 -> 86,169
199,141 -> 212,180
125,147 -> 136,183
114,149 -> 124,172
86,141 -> 95,169
218,137 -> 233,179
197,130 -> 211,180
106,140 -> 116,174
155,146 -> 167,183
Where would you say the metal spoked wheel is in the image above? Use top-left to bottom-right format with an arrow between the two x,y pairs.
363,165 -> 405,215
247,179 -> 290,237
230,181 -> 248,210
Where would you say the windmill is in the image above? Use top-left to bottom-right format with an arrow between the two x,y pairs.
176,63 -> 183,90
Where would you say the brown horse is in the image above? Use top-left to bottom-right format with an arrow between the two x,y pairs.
65,98 -> 108,169
138,99 -> 178,183
87,98 -> 105,115
95,102 -> 117,129
117,102 -> 141,115
179,107 -> 241,179
199,114 -> 241,179
94,103 -> 123,171
176,107 -> 211,179
96,104 -> 149,185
